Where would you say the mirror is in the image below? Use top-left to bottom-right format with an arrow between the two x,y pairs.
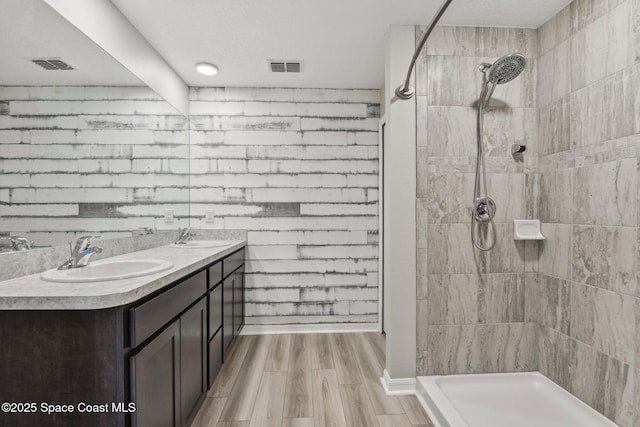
0,0 -> 189,250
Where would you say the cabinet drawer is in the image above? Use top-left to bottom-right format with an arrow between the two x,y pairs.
208,261 -> 222,289
223,248 -> 245,278
208,283 -> 222,340
208,328 -> 223,389
130,270 -> 207,348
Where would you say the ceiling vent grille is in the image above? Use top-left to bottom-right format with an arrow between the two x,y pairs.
268,60 -> 303,73
32,59 -> 74,71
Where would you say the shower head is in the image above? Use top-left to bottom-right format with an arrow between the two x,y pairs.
480,53 -> 526,84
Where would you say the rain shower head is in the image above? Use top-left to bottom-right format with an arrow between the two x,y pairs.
480,53 -> 526,84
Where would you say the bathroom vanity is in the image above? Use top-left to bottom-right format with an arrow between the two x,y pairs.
0,241 -> 246,427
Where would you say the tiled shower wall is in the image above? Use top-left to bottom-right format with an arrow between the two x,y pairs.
534,0 -> 640,425
416,26 -> 540,375
0,86 -> 189,246
188,88 -> 380,325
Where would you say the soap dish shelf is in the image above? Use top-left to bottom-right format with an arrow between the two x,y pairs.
514,219 -> 545,241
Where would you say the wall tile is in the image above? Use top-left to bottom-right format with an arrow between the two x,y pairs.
538,169 -> 573,223
539,5 -> 571,55
572,225 -> 637,295
570,283 -> 637,365
426,323 -> 538,375
539,95 -> 571,155
570,340 -> 636,427
539,223 -> 572,280
573,159 -> 637,226
427,223 -> 525,274
538,326 -> 574,389
538,40 -> 571,106
526,275 -> 571,334
427,273 -> 525,326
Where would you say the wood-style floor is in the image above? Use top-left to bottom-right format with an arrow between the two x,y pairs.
190,332 -> 435,427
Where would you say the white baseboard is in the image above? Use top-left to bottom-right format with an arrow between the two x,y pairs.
380,369 -> 417,395
240,322 -> 379,335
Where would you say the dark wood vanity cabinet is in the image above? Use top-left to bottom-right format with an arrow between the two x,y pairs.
130,247 -> 245,427
129,272 -> 207,427
0,245 -> 245,427
221,248 -> 245,360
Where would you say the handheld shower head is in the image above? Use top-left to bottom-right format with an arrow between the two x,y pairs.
483,53 -> 526,84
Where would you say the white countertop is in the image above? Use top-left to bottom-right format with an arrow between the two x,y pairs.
0,240 -> 245,310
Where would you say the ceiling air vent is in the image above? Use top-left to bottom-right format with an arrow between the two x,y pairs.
268,60 -> 303,73
32,59 -> 74,70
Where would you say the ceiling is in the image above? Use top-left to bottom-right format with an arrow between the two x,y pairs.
110,0 -> 572,89
0,0 -> 141,85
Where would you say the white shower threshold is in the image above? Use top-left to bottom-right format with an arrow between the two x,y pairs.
416,371 -> 619,427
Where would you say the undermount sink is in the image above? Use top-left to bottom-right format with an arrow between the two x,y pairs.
170,240 -> 232,249
40,259 -> 174,283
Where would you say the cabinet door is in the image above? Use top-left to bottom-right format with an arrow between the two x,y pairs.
233,265 -> 244,336
130,321 -> 180,427
222,275 -> 234,359
180,298 -> 207,427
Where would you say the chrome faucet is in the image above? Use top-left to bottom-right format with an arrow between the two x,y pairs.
11,236 -> 32,251
175,227 -> 195,245
58,236 -> 103,270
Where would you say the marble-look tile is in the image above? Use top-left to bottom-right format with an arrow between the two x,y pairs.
426,106 -> 537,158
570,283 -> 637,365
415,28 -> 429,97
573,1 -> 633,90
427,56 -> 480,107
526,275 -> 571,334
572,61 -> 635,147
416,198 -> 429,249
539,5 -> 571,55
572,225 -> 637,295
425,26 -> 536,59
417,249 -> 428,300
539,223 -> 572,280
570,339 -> 636,427
416,95 -> 427,145
416,147 -> 428,197
417,351 -> 429,376
417,299 -> 429,350
634,0 -> 640,62
427,273 -> 524,325
523,241 -> 539,273
427,56 -> 535,108
538,169 -> 573,223
482,107 -> 538,158
524,172 -> 539,219
425,106 -> 476,156
537,40 -> 571,107
474,27 -> 538,59
573,159 -> 637,226
425,323 -> 538,375
424,26 -> 476,56
427,223 -> 525,274
426,173 -> 526,224
539,95 -> 571,156
570,0 -> 610,34
425,173 -> 474,224
537,326 -> 574,390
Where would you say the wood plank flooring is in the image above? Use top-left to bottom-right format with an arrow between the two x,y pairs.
191,333 -> 434,427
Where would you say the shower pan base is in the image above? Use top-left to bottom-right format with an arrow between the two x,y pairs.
416,372 -> 618,427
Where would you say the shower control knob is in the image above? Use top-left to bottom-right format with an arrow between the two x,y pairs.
472,197 -> 496,222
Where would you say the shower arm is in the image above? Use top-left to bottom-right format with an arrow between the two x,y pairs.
395,0 -> 454,100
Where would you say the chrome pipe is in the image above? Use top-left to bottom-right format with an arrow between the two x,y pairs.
395,0 -> 454,100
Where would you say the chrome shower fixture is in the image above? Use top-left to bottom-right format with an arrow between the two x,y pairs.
471,53 -> 526,251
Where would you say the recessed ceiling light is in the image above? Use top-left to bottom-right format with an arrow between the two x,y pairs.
196,62 -> 218,76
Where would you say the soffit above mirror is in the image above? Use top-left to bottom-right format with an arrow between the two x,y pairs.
0,0 -> 142,86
